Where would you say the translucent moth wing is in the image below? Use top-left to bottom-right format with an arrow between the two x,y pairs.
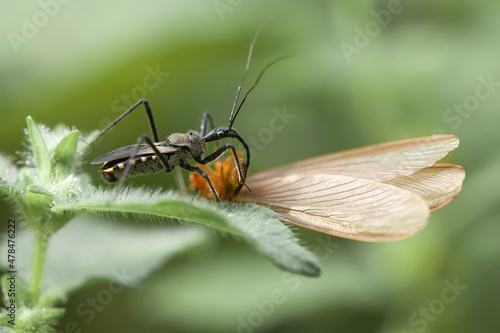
384,163 -> 465,212
190,135 -> 464,241
247,135 -> 460,183
240,173 -> 430,241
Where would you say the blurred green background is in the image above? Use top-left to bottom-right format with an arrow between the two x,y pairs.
1,0 -> 499,332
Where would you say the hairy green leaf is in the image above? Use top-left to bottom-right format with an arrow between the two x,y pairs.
26,116 -> 51,181
52,130 -> 79,175
53,189 -> 320,277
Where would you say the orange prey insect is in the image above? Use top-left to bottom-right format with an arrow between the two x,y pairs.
190,151 -> 246,201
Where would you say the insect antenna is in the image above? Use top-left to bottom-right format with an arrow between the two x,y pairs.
229,55 -> 292,129
228,18 -> 272,129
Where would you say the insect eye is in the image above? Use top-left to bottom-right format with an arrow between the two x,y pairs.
187,130 -> 198,141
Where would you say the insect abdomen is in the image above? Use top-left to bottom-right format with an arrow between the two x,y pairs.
99,155 -> 164,183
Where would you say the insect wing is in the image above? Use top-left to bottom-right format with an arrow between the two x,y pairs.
384,163 -> 465,212
90,142 -> 178,164
137,143 -> 181,155
239,173 -> 429,241
237,135 -> 464,241
248,135 -> 460,183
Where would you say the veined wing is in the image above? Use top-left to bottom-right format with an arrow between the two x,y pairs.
238,174 -> 429,241
235,136 -> 463,241
249,135 -> 459,183
384,163 -> 465,212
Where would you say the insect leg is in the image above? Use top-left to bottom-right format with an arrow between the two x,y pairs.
203,130 -> 250,171
180,163 -> 220,203
200,112 -> 220,149
113,134 -> 172,201
88,99 -> 160,147
196,143 -> 246,185
200,112 -> 216,137
173,167 -> 186,194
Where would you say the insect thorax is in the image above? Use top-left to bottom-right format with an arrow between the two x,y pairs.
167,131 -> 206,159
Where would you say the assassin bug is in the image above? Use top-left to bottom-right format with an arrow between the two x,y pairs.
88,22 -> 284,202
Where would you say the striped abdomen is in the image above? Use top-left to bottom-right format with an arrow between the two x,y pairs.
99,155 -> 164,183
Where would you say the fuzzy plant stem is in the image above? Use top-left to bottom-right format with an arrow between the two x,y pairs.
29,230 -> 50,306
